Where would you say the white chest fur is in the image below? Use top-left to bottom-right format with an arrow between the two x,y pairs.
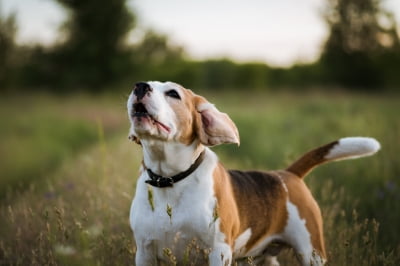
130,149 -> 226,264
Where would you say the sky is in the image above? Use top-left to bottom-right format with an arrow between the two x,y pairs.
2,0 -> 400,67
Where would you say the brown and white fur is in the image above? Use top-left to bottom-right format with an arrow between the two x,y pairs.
127,81 -> 380,266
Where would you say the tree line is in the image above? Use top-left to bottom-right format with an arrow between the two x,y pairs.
0,0 -> 399,93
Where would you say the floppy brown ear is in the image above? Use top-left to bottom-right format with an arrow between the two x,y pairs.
194,96 -> 240,146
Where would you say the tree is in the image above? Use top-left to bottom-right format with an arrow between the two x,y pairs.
53,0 -> 135,90
324,0 -> 399,54
320,0 -> 400,89
133,31 -> 184,66
0,6 -> 17,90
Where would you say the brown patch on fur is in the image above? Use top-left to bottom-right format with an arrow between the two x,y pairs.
192,94 -> 211,145
286,140 -> 339,178
212,163 -> 241,247
279,170 -> 327,259
227,170 -> 288,252
166,88 -> 197,145
214,165 -> 288,253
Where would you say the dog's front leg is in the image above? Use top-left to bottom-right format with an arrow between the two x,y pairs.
135,240 -> 157,266
209,243 -> 232,266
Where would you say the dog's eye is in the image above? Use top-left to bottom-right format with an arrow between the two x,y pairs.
165,90 -> 181,100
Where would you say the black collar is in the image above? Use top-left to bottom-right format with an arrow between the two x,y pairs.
144,150 -> 206,188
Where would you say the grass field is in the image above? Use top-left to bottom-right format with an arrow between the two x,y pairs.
0,90 -> 399,265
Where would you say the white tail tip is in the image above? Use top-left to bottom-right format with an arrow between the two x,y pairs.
325,137 -> 381,161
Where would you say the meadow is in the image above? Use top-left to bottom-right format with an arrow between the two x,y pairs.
0,90 -> 399,265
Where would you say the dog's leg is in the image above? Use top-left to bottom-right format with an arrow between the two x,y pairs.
293,248 -> 325,266
135,240 -> 157,266
209,243 -> 232,266
283,200 -> 326,266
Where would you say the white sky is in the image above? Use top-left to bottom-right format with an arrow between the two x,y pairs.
2,0 -> 400,67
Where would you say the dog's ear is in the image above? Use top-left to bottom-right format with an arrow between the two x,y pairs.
193,96 -> 240,146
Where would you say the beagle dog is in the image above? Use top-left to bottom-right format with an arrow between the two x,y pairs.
127,81 -> 380,265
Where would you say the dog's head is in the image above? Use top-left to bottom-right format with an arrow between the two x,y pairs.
127,81 -> 239,146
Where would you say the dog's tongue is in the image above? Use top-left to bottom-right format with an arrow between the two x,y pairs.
155,121 -> 171,133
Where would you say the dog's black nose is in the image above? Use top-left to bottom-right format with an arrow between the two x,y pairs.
134,82 -> 152,100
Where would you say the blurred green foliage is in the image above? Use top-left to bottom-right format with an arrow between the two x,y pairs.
0,94 -> 128,198
1,0 -> 399,92
0,113 -> 96,196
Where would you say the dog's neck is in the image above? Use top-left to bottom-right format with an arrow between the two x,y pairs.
141,139 -> 205,177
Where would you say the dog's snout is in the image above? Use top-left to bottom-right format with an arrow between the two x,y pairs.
134,82 -> 152,100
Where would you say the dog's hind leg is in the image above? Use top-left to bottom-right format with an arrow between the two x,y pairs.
282,200 -> 326,266
292,248 -> 325,266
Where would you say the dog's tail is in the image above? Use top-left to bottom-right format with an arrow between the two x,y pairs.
286,137 -> 380,178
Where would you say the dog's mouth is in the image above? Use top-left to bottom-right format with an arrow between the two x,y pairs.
133,102 -> 149,118
132,103 -> 171,132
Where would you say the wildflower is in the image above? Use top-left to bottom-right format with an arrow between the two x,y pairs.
54,244 -> 76,256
